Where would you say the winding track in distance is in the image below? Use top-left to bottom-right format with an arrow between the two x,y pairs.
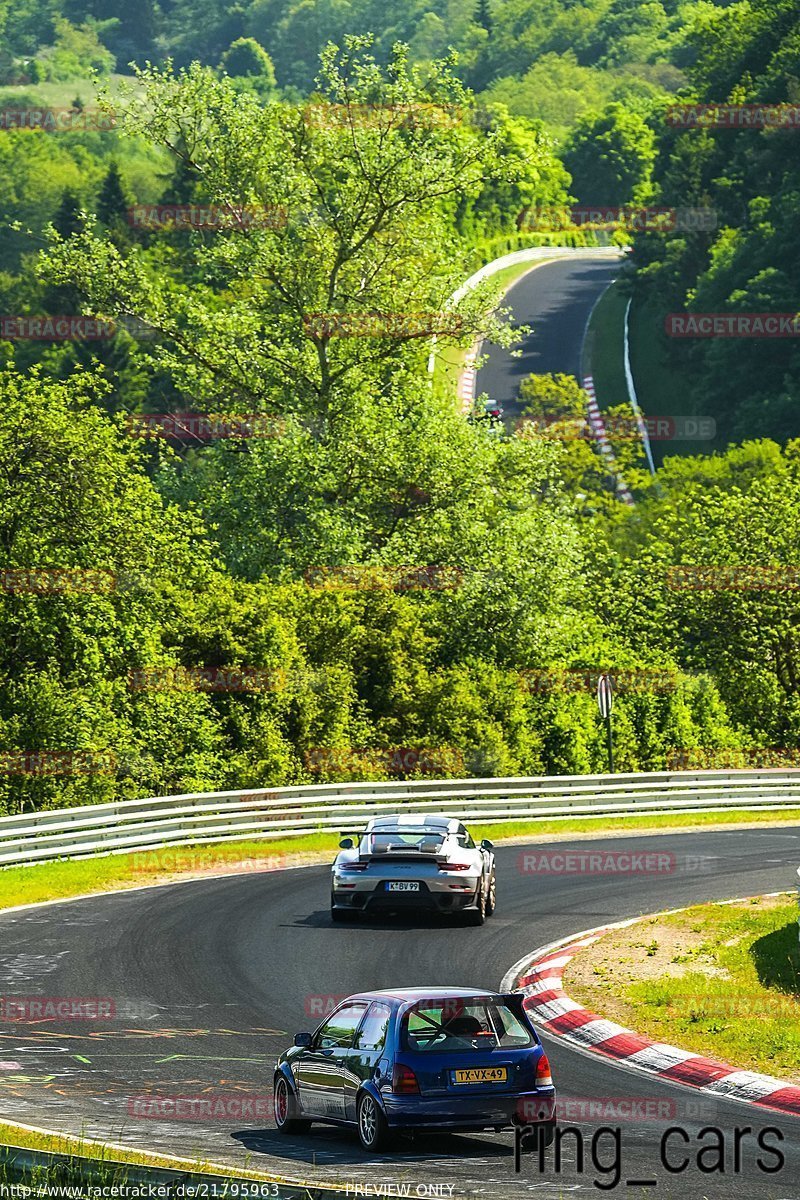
1,827 -> 799,1198
475,255 -> 621,420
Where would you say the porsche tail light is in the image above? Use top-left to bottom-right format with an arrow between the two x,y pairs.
439,862 -> 471,871
535,1052 -> 553,1087
392,1063 -> 420,1094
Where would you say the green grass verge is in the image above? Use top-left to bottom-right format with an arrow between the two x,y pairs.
587,285 -> 725,464
627,295 -> 721,463
4,808 -> 800,913
0,1121 -> 273,1180
585,277 -> 628,402
564,895 -> 800,1082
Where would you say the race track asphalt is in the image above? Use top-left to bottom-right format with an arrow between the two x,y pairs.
1,826 -> 799,1199
475,255 -> 621,421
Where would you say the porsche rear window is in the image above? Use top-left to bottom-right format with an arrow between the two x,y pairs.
362,829 -> 445,851
402,1000 -> 533,1052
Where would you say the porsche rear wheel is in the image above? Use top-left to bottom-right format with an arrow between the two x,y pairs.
485,869 -> 497,916
331,891 -> 354,922
465,881 -> 487,926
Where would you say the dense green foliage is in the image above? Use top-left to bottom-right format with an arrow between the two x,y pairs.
0,5 -> 797,814
628,0 -> 800,443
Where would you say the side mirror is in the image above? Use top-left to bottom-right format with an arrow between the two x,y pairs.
339,837 -> 354,849
294,1031 -> 313,1047
481,839 -> 494,851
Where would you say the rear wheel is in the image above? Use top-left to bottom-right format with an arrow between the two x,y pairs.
274,1075 -> 311,1135
331,892 -> 353,922
356,1091 -> 392,1151
464,881 -> 487,926
521,1119 -> 556,1150
485,869 -> 497,916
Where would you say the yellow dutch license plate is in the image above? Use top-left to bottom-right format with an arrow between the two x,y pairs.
453,1067 -> 507,1085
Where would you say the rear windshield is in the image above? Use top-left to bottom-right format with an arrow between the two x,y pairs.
362,829 -> 445,852
402,999 -> 534,1052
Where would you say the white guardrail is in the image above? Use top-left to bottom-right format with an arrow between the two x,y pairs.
2,769 -> 800,869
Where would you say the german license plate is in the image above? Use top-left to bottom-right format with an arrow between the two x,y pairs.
453,1067 -> 507,1085
386,881 -> 420,892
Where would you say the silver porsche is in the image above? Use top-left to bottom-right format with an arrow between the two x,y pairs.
330,814 -> 496,925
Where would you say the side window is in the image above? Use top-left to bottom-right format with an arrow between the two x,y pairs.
355,1002 -> 392,1052
318,1003 -> 368,1050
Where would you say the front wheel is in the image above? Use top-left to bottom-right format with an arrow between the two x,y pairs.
274,1075 -> 311,1135
356,1091 -> 392,1151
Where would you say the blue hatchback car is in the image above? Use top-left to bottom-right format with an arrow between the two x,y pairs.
273,987 -> 557,1151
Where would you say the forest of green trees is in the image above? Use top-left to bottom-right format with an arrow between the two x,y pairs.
0,0 -> 798,813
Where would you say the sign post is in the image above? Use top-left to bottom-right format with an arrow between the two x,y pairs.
597,674 -> 614,774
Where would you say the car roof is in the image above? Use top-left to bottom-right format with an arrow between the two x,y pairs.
346,987 -> 501,1004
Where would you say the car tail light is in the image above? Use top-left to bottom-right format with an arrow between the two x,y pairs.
338,862 -> 368,872
440,862 -> 471,871
392,1064 -> 420,1094
535,1052 -> 553,1087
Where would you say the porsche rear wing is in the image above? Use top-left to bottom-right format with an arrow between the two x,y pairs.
338,829 -> 449,863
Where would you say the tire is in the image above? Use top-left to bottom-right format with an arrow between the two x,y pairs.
485,869 -> 497,917
274,1075 -> 311,1135
464,880 -> 487,926
521,1119 -> 556,1151
331,892 -> 353,922
357,1091 -> 392,1151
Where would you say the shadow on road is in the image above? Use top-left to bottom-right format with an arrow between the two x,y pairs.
231,1124 -> 512,1164
288,909 -> 479,931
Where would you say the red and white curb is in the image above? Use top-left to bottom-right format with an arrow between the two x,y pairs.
583,375 -> 634,505
459,344 -> 479,413
503,896 -> 800,1118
